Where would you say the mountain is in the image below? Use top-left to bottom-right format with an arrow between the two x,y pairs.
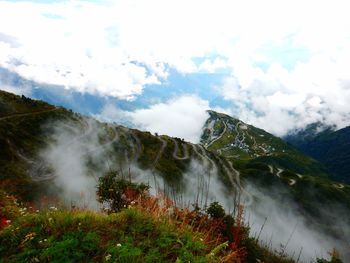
284,122 -> 335,147
286,124 -> 350,184
201,110 -> 329,177
1,90 -> 350,261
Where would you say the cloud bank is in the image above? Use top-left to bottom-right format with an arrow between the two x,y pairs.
97,95 -> 210,143
1,0 -> 350,135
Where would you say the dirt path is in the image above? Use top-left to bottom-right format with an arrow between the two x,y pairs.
152,136 -> 168,169
0,108 -> 59,121
130,132 -> 141,162
198,145 -> 217,172
276,168 -> 283,178
170,138 -> 189,160
205,120 -> 227,148
333,183 -> 345,189
226,160 -> 253,206
289,179 -> 296,186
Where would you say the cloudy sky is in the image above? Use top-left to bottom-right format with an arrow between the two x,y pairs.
1,0 -> 350,142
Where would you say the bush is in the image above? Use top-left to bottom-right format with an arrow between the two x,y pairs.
207,201 -> 225,219
96,171 -> 149,212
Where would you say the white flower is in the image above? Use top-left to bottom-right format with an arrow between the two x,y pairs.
105,254 -> 112,261
199,238 -> 203,241
6,220 -> 11,224
116,243 -> 121,247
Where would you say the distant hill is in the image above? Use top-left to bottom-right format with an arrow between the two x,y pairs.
286,123 -> 350,184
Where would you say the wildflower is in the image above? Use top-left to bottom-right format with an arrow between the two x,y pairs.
130,201 -> 135,205
36,210 -> 39,213
39,240 -> 43,243
22,232 -> 36,244
78,223 -> 81,226
105,254 -> 112,261
6,220 -> 11,224
199,238 -> 203,241
44,239 -> 47,242
116,243 -> 122,247
0,218 -> 9,229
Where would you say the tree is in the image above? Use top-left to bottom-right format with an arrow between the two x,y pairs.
207,201 -> 225,219
96,171 -> 149,212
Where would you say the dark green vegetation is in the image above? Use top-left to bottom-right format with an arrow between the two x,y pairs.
286,123 -> 350,184
0,90 -> 348,262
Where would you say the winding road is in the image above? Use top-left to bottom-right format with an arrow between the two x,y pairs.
333,183 -> 345,189
170,138 -> 189,160
289,179 -> 296,186
276,168 -> 284,178
205,120 -> 227,148
268,165 -> 274,174
151,135 -> 168,169
130,131 -> 142,162
0,108 -> 59,121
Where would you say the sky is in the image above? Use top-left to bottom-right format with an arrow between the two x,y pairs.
1,0 -> 350,142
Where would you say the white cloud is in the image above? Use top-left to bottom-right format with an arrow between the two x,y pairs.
220,50 -> 350,135
98,95 -> 210,143
1,0 -> 350,134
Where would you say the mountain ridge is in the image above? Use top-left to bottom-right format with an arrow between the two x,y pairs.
286,123 -> 350,183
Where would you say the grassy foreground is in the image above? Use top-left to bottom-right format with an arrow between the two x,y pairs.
0,174 -> 343,263
0,187 -> 300,263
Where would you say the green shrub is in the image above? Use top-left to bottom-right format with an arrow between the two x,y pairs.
207,201 -> 225,219
96,171 -> 149,212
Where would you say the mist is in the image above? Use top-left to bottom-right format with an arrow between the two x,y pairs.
34,117 -> 349,262
244,183 -> 350,262
36,118 -> 119,208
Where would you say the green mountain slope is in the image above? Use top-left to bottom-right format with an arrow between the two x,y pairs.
201,110 -> 329,178
0,90 -> 227,202
286,124 -> 350,184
